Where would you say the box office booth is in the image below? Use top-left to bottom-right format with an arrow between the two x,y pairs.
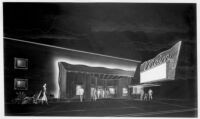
58,62 -> 134,100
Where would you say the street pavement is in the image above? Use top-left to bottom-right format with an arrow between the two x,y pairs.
5,99 -> 197,117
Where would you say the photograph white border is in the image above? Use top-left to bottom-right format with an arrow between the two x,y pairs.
0,1 -> 199,119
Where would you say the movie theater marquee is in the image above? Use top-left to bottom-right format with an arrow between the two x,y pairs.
140,41 -> 182,83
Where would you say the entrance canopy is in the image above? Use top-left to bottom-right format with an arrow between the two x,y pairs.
59,62 -> 135,77
129,83 -> 160,88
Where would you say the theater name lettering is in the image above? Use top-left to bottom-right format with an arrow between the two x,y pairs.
141,41 -> 182,72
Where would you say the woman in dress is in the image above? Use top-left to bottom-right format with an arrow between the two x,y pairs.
41,83 -> 48,104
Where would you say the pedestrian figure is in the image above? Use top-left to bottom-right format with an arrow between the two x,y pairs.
105,88 -> 109,98
148,89 -> 153,100
91,88 -> 94,101
140,88 -> 144,101
41,83 -> 48,104
144,93 -> 148,101
92,88 -> 97,101
79,88 -> 84,102
97,89 -> 101,99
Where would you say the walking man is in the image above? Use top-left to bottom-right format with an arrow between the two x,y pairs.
93,88 -> 97,101
140,88 -> 144,101
79,87 -> 84,102
97,89 -> 101,99
148,89 -> 153,100
144,92 -> 148,101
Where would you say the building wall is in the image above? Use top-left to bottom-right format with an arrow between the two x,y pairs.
4,38 -> 139,102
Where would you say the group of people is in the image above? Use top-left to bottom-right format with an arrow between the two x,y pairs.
37,84 -> 154,103
91,88 -> 110,101
77,87 -> 107,102
16,83 -> 48,105
140,88 -> 153,101
34,83 -> 49,104
77,87 -> 112,102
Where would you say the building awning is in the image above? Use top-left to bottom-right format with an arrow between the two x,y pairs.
129,83 -> 160,88
59,62 -> 135,77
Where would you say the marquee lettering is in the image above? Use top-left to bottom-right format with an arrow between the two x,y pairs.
141,41 -> 182,72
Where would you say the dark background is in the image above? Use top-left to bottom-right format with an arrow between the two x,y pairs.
3,3 -> 197,102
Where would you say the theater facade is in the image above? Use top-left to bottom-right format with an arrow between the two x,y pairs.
58,62 -> 136,100
5,37 -> 195,102
4,37 -> 140,102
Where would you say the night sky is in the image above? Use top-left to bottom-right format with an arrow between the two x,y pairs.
3,3 -> 196,80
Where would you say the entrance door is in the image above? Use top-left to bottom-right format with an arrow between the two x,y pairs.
122,87 -> 128,96
107,86 -> 116,98
76,85 -> 84,96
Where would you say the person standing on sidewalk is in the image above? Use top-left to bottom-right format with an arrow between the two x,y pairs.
93,88 -> 97,101
79,87 -> 84,102
41,83 -> 48,104
144,92 -> 148,101
148,89 -> 153,101
140,88 -> 144,101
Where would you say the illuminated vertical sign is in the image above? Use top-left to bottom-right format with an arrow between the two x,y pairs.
140,41 -> 182,82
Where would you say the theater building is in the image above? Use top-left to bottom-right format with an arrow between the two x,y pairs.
129,41 -> 195,100
4,37 -> 140,102
5,37 -> 196,102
